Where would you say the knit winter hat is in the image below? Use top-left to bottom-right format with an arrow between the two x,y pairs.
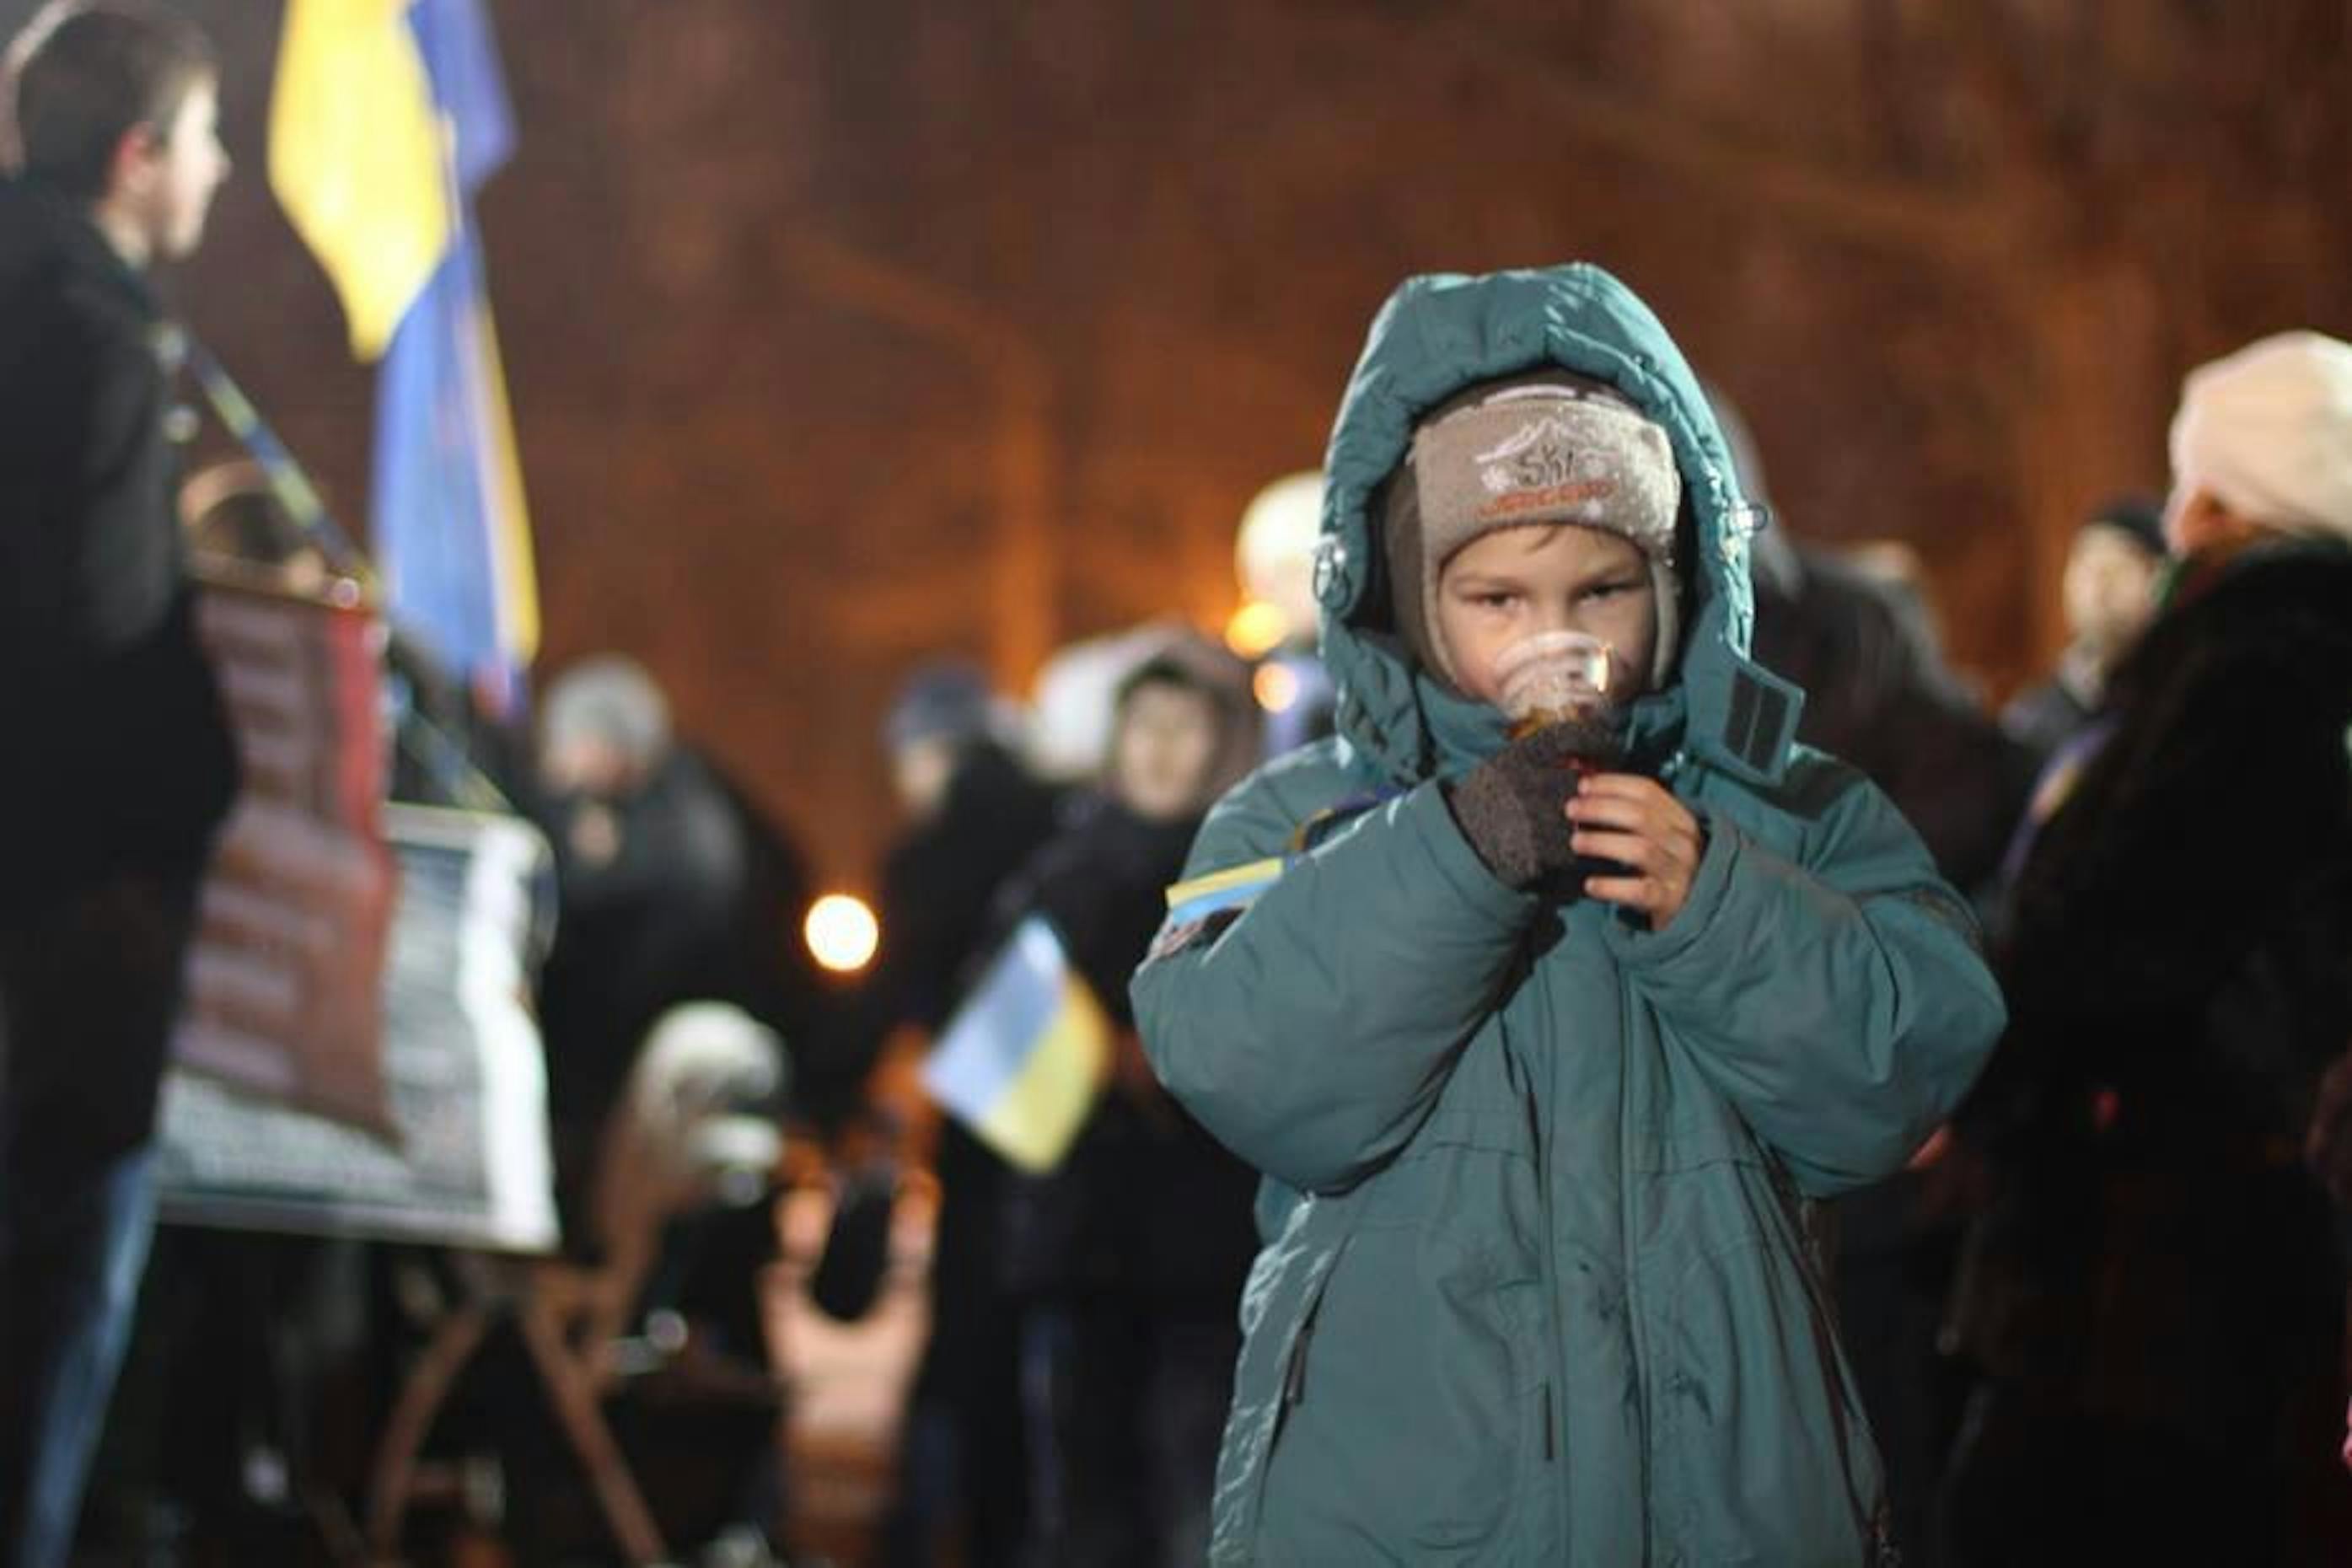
2169,330 -> 2352,545
883,659 -> 999,754
1384,372 -> 1683,691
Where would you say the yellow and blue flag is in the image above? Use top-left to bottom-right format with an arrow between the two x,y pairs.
270,0 -> 538,691
267,0 -> 448,361
1163,855 -> 1287,924
921,916 -> 1109,1174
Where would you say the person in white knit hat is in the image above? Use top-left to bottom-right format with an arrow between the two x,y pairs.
2165,329 -> 2352,556
1946,330 -> 2352,1565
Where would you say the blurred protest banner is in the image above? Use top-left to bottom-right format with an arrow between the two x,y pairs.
156,572 -> 557,1253
157,802 -> 557,1254
172,572 -> 398,1133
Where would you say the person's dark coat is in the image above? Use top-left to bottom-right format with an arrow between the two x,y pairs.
1999,669 -> 2096,767
1947,537 -> 2352,1565
995,794 -> 1260,1304
801,740 -> 1063,1120
533,745 -> 818,1144
862,740 -> 1061,1568
0,175 -> 239,916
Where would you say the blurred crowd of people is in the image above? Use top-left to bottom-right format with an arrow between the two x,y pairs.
8,4 -> 2352,1568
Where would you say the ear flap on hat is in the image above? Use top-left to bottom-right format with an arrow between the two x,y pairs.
1375,466 -> 1438,671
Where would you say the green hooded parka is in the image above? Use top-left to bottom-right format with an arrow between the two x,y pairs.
1132,264 -> 2006,1565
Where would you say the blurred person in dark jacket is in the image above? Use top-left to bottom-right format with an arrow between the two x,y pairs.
996,636 -> 1262,1568
1944,331 -> 2352,1567
0,8 -> 237,1565
1710,380 -> 2036,900
1710,382 -> 2037,1559
856,660 -> 1063,1568
2000,497 -> 2166,767
1748,528 -> 2037,899
818,662 -> 1063,1099
531,654 -> 820,1188
529,655 -> 819,1353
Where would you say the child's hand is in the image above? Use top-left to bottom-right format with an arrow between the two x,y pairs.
1565,773 -> 1704,931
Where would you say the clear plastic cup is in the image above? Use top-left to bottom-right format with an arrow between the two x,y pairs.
1494,631 -> 1614,740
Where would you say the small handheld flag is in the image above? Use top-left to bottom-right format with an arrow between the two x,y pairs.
920,917 -> 1109,1173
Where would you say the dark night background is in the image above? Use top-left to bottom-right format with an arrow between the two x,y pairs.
11,0 -> 2349,888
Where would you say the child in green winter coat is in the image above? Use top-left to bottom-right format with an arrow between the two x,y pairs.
1133,264 -> 2006,1565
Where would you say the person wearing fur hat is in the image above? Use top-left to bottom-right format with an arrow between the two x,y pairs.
1130,265 -> 2004,1563
1944,330 -> 2352,1565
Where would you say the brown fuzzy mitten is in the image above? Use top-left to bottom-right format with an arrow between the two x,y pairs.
1443,720 -> 1620,890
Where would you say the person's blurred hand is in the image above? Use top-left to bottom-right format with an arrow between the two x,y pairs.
567,800 -> 622,867
2303,1048 -> 2352,1207
1111,1028 -> 1181,1132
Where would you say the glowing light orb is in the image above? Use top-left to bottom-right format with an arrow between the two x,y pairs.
804,894 -> 880,974
1224,599 -> 1291,660
1254,662 -> 1302,713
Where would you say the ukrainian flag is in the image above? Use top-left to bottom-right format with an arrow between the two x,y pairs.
921,916 -> 1109,1174
267,0 -> 448,361
270,0 -> 538,688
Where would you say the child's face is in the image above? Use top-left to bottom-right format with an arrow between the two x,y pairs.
1111,680 -> 1222,824
1436,524 -> 1657,708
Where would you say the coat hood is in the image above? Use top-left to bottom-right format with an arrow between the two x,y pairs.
1312,263 -> 1805,787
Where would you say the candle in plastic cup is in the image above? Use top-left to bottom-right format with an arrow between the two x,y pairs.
1495,631 -> 1614,740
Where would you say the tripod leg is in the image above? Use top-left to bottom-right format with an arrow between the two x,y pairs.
516,1294 -> 669,1566
365,1302 -> 492,1559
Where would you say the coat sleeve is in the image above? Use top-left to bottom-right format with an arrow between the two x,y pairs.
1130,773 -> 1537,1195
1607,762 -> 2006,1197
40,311 -> 175,655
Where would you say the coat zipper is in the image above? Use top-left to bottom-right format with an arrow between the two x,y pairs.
1281,1307 -> 1316,1413
1528,962 -> 1571,1555
1617,976 -> 1654,1562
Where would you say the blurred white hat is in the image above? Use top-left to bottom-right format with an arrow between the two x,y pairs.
2171,330 -> 2352,544
1023,620 -> 1189,782
1235,470 -> 1325,643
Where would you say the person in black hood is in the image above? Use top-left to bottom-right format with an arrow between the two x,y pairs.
861,660 -> 1064,1568
814,661 -> 1064,1111
0,6 -> 239,1565
996,634 -> 1263,1568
